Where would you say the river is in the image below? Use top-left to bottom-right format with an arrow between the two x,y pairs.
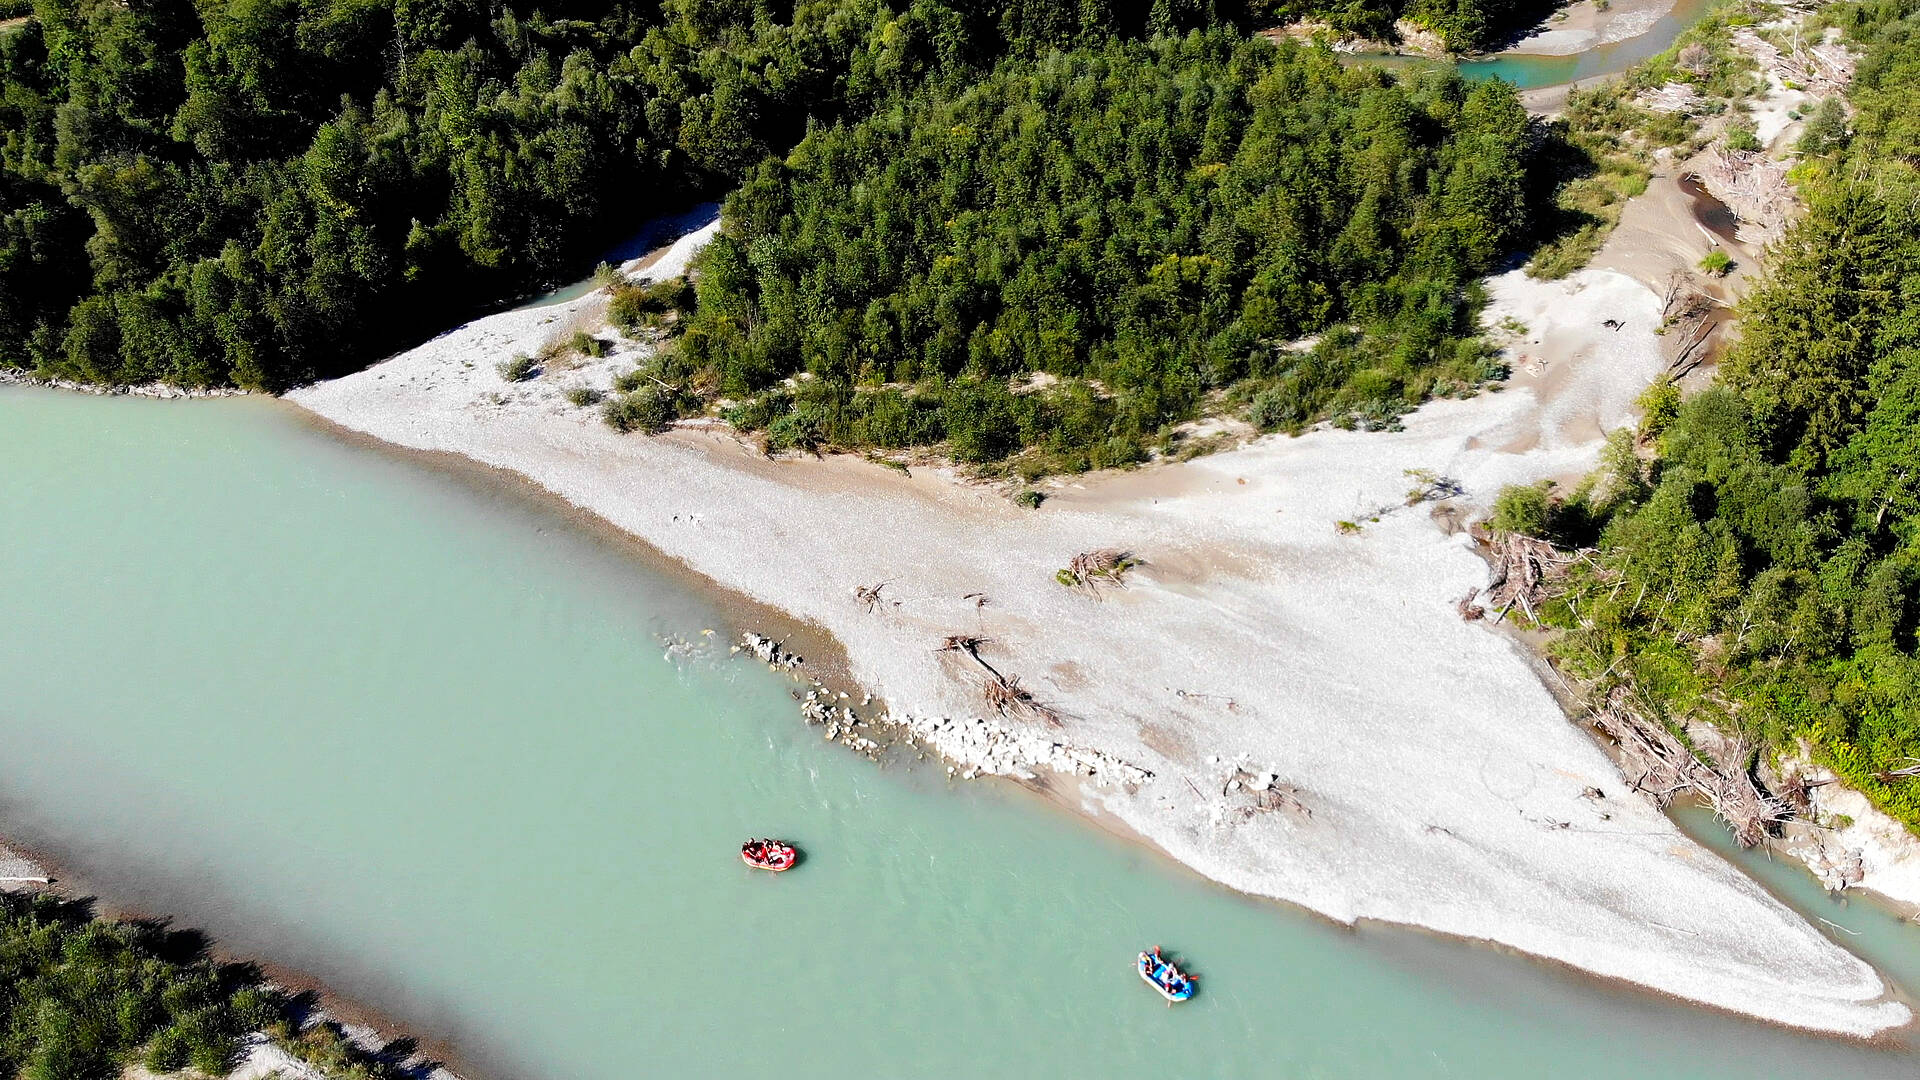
3,386 -> 1920,1078
1345,0 -> 1718,88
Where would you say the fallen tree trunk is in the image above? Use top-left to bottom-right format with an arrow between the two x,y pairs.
1588,687 -> 1789,847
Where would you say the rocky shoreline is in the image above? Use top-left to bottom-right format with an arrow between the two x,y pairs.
0,368 -> 251,399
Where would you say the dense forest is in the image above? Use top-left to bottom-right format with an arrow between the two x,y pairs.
628,35 -> 1531,472
1525,0 -> 1920,824
0,0 -> 1545,392
0,0 -> 1275,390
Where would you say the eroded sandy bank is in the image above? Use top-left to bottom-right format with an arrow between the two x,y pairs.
287,211 -> 1911,1036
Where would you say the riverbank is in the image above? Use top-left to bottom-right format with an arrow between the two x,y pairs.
287,205 -> 1910,1035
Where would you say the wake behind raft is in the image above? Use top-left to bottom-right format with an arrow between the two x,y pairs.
1137,946 -> 1196,1004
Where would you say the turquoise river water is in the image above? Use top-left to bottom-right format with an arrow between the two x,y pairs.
4,385 -> 1920,1079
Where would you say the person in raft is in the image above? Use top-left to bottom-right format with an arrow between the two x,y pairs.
1147,947 -> 1184,987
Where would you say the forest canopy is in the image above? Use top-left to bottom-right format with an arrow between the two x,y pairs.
0,0 -> 1270,390
657,34 -> 1532,471
0,0 -> 1553,392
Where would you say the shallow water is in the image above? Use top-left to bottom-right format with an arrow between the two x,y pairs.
3,385 -> 1918,1079
1678,173 -> 1743,244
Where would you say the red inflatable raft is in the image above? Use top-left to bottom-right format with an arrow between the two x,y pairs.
741,838 -> 797,872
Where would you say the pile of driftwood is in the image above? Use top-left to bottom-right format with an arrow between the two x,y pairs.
1222,766 -> 1312,820
1641,80 -> 1702,114
1589,687 -> 1790,847
1465,531 -> 1580,623
982,673 -> 1055,724
1731,25 -> 1856,96
1696,147 -> 1794,244
938,634 -> 1061,726
1659,271 -> 1723,384
1057,549 -> 1136,591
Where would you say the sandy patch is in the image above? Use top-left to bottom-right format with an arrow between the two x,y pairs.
1519,81 -> 1576,116
1593,158 -> 1723,291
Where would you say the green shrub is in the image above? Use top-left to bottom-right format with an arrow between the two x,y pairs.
1797,96 -> 1849,155
567,331 -> 609,358
228,987 -> 283,1033
944,382 -> 1025,464
1490,482 -> 1553,536
1637,379 -> 1682,437
1250,384 -> 1304,431
1724,121 -> 1762,152
603,389 -> 677,434
145,1026 -> 191,1072
496,354 -> 538,382
1698,249 -> 1734,276
724,391 -> 794,433
609,277 -> 698,333
565,387 -> 606,407
1097,435 -> 1147,469
185,1021 -> 237,1074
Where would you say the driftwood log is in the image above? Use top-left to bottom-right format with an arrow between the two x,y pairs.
1658,270 -> 1723,384
938,634 -> 1060,726
1589,687 -> 1789,847
853,581 -> 897,612
1481,531 -> 1578,624
1731,25 -> 1857,96
1059,549 -> 1137,592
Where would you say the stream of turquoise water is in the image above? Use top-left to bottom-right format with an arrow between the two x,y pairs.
2,386 -> 1916,1079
